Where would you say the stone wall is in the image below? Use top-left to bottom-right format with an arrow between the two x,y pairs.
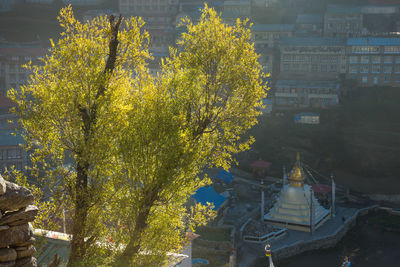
0,174 -> 38,267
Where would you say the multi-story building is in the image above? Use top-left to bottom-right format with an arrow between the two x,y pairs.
0,129 -> 27,173
223,0 -> 251,18
295,14 -> 323,37
0,0 -> 14,12
346,37 -> 400,86
119,0 -> 179,55
119,0 -> 179,16
324,5 -> 363,37
274,80 -> 339,108
0,46 -> 47,96
0,95 -> 26,173
279,37 -> 346,80
252,24 -> 294,49
63,0 -> 102,5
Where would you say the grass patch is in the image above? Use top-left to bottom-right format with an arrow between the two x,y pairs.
195,227 -> 231,242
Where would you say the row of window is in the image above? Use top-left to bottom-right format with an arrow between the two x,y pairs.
276,88 -> 336,94
282,54 -> 342,63
254,33 -> 290,41
282,63 -> 341,72
0,149 -> 23,160
349,65 -> 400,74
349,55 -> 400,64
359,76 -> 400,84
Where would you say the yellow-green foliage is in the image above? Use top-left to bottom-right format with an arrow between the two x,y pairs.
9,4 -> 267,266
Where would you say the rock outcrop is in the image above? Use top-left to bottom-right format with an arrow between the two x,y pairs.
0,174 -> 38,267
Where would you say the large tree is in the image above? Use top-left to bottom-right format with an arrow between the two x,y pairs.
9,5 -> 267,266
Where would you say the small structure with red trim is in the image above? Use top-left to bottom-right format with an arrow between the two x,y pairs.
250,160 -> 272,179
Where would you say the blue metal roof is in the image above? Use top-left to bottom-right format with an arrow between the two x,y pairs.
217,170 -> 233,184
326,4 -> 362,14
347,37 -> 400,46
296,14 -> 323,24
193,187 -> 227,210
280,37 -> 346,46
252,24 -> 294,32
275,80 -> 337,89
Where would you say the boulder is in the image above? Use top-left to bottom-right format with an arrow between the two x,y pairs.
0,182 -> 34,212
0,224 -> 32,248
0,206 -> 38,226
16,246 -> 36,259
15,257 -> 36,267
13,237 -> 35,248
0,261 -> 15,267
0,174 -> 5,196
0,248 -> 17,262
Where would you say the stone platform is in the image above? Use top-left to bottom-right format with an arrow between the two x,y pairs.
237,206 -> 377,266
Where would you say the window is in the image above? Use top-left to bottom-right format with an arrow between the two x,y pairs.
292,64 -> 299,71
349,56 -> 358,64
360,56 -> 369,64
372,65 -> 380,73
396,56 -> 400,63
384,46 -> 400,53
302,64 -> 309,71
395,65 -> 400,73
0,150 -> 3,160
384,56 -> 393,64
360,65 -> 369,73
352,46 -> 379,53
396,76 -> 400,83
7,149 -> 21,159
321,65 -> 327,72
372,56 -> 381,64
384,66 -> 392,73
349,65 -> 358,73
311,64 -> 318,72
283,64 -> 290,71
283,55 -> 291,61
383,76 -> 391,83
329,65 -> 337,72
361,76 -> 368,84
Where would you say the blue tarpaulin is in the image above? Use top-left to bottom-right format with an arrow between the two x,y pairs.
217,170 -> 233,184
193,187 -> 227,210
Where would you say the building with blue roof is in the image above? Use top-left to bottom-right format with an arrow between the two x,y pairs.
346,37 -> 400,86
324,5 -> 363,38
193,186 -> 228,211
279,37 -> 346,80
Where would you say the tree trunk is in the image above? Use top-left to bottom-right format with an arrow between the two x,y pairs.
114,205 -> 151,266
67,160 -> 89,267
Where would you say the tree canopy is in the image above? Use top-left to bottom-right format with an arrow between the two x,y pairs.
9,4 -> 267,266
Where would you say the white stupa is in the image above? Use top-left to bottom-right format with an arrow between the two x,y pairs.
264,153 -> 331,232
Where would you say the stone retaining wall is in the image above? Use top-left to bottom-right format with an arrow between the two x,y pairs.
271,205 -> 379,261
0,174 -> 38,267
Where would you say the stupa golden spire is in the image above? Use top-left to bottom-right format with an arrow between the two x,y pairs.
289,152 -> 304,187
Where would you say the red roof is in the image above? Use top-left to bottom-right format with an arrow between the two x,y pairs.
250,160 -> 272,169
312,184 -> 331,194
